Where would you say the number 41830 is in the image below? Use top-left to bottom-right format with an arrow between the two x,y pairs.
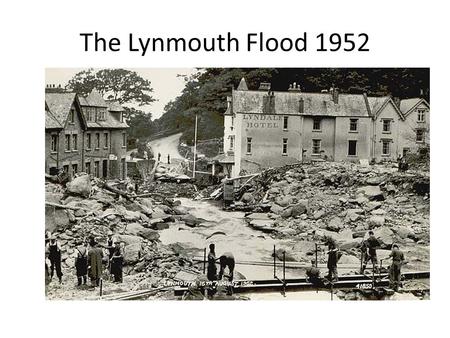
316,33 -> 369,52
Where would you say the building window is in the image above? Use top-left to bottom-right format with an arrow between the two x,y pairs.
65,134 -> 71,151
122,133 -> 126,147
94,161 -> 100,178
85,162 -> 91,175
72,134 -> 78,151
229,135 -> 234,150
382,140 -> 390,155
120,112 -> 124,123
282,138 -> 288,155
86,133 -> 91,150
98,109 -> 106,121
72,163 -> 78,176
86,108 -> 93,122
417,109 -> 425,122
69,109 -> 75,124
246,137 -> 252,154
312,139 -> 321,155
382,119 -> 391,133
313,118 -> 321,131
416,129 -> 425,142
349,119 -> 358,131
104,133 -> 109,149
283,116 -> 289,130
95,133 -> 100,149
63,165 -> 69,174
348,140 -> 357,156
51,135 -> 57,153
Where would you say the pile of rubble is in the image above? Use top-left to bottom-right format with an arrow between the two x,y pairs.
45,174 -> 204,300
231,162 -> 430,269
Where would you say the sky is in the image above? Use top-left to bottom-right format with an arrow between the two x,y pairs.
45,68 -> 197,119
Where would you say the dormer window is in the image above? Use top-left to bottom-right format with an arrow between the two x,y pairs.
417,109 -> 425,122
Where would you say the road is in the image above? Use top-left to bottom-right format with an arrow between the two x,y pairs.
148,132 -> 184,162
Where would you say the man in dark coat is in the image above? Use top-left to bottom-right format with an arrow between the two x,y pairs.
87,238 -> 103,287
75,240 -> 88,286
387,244 -> 406,291
46,234 -> 63,284
110,242 -> 124,283
326,243 -> 339,282
207,243 -> 217,282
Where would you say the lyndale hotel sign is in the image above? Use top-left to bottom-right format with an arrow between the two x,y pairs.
243,114 -> 282,129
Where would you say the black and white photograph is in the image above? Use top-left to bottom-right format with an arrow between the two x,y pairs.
44,68 -> 430,301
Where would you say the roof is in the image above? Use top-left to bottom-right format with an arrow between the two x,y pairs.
86,118 -> 129,129
366,96 -> 389,117
45,110 -> 63,129
106,100 -> 124,112
232,89 -> 372,117
83,89 -> 108,107
45,92 -> 77,126
237,77 -> 248,91
400,98 -> 429,116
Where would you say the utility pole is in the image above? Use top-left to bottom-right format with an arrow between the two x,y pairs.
193,113 -> 198,179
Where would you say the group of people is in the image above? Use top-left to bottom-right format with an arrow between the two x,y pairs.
45,231 -> 124,287
307,230 -> 406,291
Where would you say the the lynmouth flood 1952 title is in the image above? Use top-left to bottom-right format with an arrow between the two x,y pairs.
80,32 -> 370,56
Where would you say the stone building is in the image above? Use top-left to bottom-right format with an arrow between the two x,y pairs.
45,89 -> 129,179
222,78 -> 429,177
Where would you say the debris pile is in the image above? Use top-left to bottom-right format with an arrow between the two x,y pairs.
229,162 -> 430,269
45,174 -> 203,300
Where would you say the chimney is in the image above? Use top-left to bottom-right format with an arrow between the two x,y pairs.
288,82 -> 301,92
299,98 -> 304,114
258,82 -> 271,91
331,87 -> 339,104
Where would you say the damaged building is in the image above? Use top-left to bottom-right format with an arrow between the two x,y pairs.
45,89 -> 129,179
222,78 -> 430,177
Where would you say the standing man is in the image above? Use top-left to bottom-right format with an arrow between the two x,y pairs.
386,244 -> 405,291
46,234 -> 63,284
75,240 -> 88,286
207,243 -> 217,282
167,154 -> 171,164
326,242 -> 339,282
87,238 -> 103,287
158,152 -> 161,162
362,230 -> 381,273
110,242 -> 124,283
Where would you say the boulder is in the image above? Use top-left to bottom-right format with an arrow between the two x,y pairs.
249,219 -> 276,233
66,174 -> 91,197
125,222 -> 146,236
241,192 -> 255,204
373,227 -> 394,246
338,254 -> 360,265
281,207 -> 293,218
124,210 -> 141,222
181,214 -> 201,227
327,217 -> 345,232
275,195 -> 295,207
393,226 -> 416,240
246,213 -> 271,220
291,203 -> 308,217
45,207 -> 70,231
115,234 -> 143,246
273,248 -> 296,262
123,243 -> 142,264
138,229 -> 160,241
339,238 -> 362,250
313,210 -> 325,220
270,203 -> 284,215
45,192 -> 63,204
358,186 -> 384,201
172,205 -> 189,215
368,215 -> 385,227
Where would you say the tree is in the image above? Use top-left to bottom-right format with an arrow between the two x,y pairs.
67,68 -> 155,106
